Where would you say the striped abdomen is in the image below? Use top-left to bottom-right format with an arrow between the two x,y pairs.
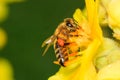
54,39 -> 69,67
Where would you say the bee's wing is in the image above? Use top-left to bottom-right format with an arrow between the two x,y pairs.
41,35 -> 56,56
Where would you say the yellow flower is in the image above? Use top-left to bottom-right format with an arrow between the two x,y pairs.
96,0 -> 120,40
0,28 -> 7,49
107,0 -> 120,40
97,60 -> 120,80
95,38 -> 120,70
0,58 -> 14,80
0,0 -> 24,22
48,0 -> 103,80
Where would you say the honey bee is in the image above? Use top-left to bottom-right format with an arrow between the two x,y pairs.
42,18 -> 91,67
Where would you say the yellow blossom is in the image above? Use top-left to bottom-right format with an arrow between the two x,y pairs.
0,4 -> 8,22
0,0 -> 24,22
95,38 -> 120,70
0,58 -> 14,80
97,60 -> 120,80
0,28 -> 7,49
48,0 -> 103,80
107,0 -> 120,40
96,0 -> 120,40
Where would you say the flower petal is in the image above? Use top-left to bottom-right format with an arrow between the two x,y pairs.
97,60 -> 120,80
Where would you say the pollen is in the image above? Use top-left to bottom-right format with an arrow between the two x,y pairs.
57,38 -> 64,47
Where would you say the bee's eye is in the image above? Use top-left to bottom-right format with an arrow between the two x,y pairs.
66,22 -> 73,27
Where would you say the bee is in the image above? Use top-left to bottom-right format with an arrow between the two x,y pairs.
42,18 -> 91,67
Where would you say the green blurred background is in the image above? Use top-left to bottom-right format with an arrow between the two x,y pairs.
0,0 -> 84,80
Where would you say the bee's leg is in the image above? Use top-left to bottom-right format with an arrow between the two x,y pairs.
53,61 -> 60,65
53,61 -> 66,67
68,52 -> 78,57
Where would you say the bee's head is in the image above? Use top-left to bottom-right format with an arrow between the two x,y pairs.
64,18 -> 78,32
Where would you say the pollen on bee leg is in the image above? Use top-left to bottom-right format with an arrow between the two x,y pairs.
57,38 -> 64,46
